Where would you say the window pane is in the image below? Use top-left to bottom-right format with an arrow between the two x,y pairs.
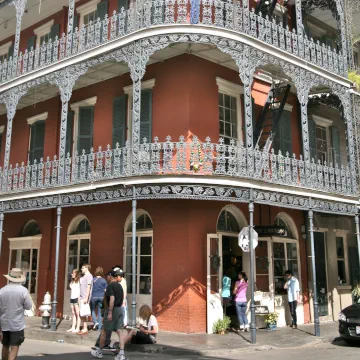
126,237 -> 133,256
140,256 -> 151,275
80,239 -> 89,256
67,257 -> 78,289
336,237 -> 344,258
274,259 -> 286,277
337,260 -> 346,283
287,260 -> 299,278
10,249 -> 20,269
139,276 -> 151,294
30,272 -> 37,294
219,121 -> 224,135
273,242 -> 285,259
32,249 -> 38,271
225,109 -> 231,122
68,240 -> 78,256
79,256 -> 89,269
224,95 -> 231,108
256,276 -> 269,292
218,93 -> 223,106
126,255 -> 134,274
21,249 -> 31,271
140,237 -> 152,255
274,277 -> 286,295
219,107 -> 224,120
286,243 -> 297,260
126,274 -> 135,294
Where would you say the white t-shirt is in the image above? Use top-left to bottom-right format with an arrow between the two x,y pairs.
147,315 -> 158,335
70,282 -> 80,299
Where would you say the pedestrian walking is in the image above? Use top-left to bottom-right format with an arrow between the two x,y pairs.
91,267 -> 107,331
78,264 -> 93,335
284,270 -> 300,329
113,266 -> 128,327
67,269 -> 81,333
0,268 -> 33,360
91,270 -> 127,360
233,271 -> 249,332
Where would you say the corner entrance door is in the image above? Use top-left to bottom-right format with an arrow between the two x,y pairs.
314,232 -> 328,316
207,234 -> 223,334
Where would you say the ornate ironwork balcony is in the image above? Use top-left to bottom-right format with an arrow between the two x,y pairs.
0,136 -> 354,197
0,0 -> 346,86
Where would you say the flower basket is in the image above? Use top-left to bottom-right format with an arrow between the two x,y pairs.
352,284 -> 360,304
264,312 -> 279,331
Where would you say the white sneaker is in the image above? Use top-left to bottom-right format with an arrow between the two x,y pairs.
114,354 -> 125,360
244,324 -> 250,331
239,325 -> 244,331
91,348 -> 103,359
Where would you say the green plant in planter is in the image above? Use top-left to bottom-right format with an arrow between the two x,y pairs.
213,316 -> 231,334
352,284 -> 360,304
264,312 -> 279,326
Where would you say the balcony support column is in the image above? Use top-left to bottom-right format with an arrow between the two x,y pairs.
0,211 -> 4,259
335,0 -> 348,76
129,41 -> 145,175
50,203 -> 62,332
295,0 -> 304,57
66,0 -> 76,56
308,202 -> 320,337
1,87 -> 27,190
355,215 -> 360,274
9,0 -> 27,69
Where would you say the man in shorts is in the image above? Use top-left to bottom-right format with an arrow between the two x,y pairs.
91,270 -> 127,360
0,268 -> 33,360
78,264 -> 93,335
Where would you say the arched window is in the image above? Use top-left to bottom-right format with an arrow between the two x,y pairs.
217,210 -> 240,233
127,213 -> 152,232
21,220 -> 41,236
274,216 -> 293,238
71,218 -> 91,235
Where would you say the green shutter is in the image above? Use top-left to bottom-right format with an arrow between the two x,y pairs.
308,118 -> 316,161
50,23 -> 60,41
113,95 -> 127,148
73,14 -> 79,31
331,126 -> 341,166
66,111 -> 74,156
27,36 -> 37,51
29,121 -> 46,164
8,44 -> 14,58
140,90 -> 152,143
272,115 -> 280,153
97,0 -> 108,20
78,106 -> 94,154
280,111 -> 292,155
118,0 -> 129,10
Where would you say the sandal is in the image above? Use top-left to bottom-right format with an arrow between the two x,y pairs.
67,328 -> 75,332
77,330 -> 89,335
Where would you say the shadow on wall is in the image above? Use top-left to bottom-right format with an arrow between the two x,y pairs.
154,277 -> 206,317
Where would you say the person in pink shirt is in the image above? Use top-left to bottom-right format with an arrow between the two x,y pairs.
233,272 -> 249,331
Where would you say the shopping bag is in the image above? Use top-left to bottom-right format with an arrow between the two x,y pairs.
80,302 -> 91,317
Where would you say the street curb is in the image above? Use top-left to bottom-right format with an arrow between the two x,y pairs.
24,327 -> 336,356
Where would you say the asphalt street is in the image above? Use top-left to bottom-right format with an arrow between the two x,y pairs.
5,338 -> 360,360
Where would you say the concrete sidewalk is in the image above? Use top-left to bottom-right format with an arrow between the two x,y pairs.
24,317 -> 340,356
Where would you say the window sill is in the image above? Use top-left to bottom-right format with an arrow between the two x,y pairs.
337,285 -> 352,291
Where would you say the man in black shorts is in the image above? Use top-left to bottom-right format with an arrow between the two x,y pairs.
0,268 -> 33,360
91,270 -> 127,360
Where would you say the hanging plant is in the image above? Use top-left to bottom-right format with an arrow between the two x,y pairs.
190,141 -> 203,173
212,255 -> 221,270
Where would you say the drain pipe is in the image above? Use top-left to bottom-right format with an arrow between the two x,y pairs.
131,186 -> 137,326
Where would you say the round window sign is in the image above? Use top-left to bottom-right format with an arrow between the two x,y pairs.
238,227 -> 258,252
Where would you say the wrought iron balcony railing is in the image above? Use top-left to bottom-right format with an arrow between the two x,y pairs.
0,0 -> 346,86
0,136 -> 354,197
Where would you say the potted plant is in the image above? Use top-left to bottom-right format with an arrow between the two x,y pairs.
264,312 -> 279,331
213,316 -> 231,334
352,284 -> 360,304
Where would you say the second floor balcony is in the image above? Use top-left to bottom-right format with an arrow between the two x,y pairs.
0,0 -> 350,90
0,136 -> 355,197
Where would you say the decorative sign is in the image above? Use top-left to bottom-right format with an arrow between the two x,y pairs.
254,226 -> 287,237
238,227 -> 258,252
255,305 -> 270,315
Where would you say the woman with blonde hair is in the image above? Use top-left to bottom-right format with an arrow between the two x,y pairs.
131,305 -> 158,344
67,269 -> 81,333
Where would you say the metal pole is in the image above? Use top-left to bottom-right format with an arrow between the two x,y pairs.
50,206 -> 62,331
355,215 -> 360,275
0,212 -> 4,258
308,206 -> 320,337
131,186 -> 137,326
249,191 -> 256,344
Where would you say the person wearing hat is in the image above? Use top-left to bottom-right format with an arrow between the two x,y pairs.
91,270 -> 127,360
0,268 -> 33,360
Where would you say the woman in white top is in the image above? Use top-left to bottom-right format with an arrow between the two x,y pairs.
131,305 -> 159,344
67,269 -> 81,333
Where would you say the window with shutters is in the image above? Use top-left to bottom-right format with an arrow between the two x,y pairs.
0,41 -> 12,63
34,20 -> 55,47
272,106 -> 292,155
123,79 -> 155,145
77,0 -> 102,28
27,112 -> 48,164
216,78 -> 243,145
70,97 -> 97,155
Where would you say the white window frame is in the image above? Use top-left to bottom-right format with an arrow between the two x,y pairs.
216,77 -> 243,143
0,125 -> 5,135
312,114 -> 333,164
334,229 -> 350,286
8,235 -> 41,295
123,79 -> 156,144
70,96 -> 97,155
77,0 -> 101,28
0,41 -> 12,63
27,112 -> 48,162
33,20 -> 54,48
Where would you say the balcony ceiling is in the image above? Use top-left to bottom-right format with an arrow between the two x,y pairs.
0,0 -> 72,43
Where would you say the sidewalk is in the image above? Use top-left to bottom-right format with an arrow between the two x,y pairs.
24,317 -> 340,356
